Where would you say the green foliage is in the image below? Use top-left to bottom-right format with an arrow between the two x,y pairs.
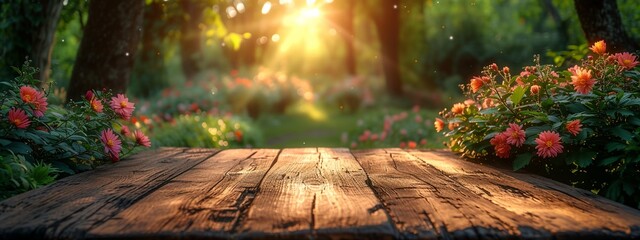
436,44 -> 640,207
0,154 -> 58,200
346,106 -> 443,149
151,114 -> 262,148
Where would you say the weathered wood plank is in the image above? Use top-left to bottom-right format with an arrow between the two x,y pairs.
0,147 -> 219,240
237,148 -> 394,239
408,150 -> 640,239
88,148 -> 279,239
353,148 -> 543,239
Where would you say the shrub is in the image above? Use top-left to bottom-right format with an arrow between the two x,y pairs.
0,61 -> 151,198
346,106 -> 442,149
436,41 -> 640,207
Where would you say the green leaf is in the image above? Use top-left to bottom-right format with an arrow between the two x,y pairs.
611,126 -> 634,141
525,126 -> 551,136
0,138 -> 11,146
510,86 -> 526,106
598,156 -> 620,166
566,151 -> 596,168
605,142 -> 626,152
7,142 -> 32,155
513,153 -> 533,171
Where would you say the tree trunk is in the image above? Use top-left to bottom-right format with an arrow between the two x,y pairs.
574,0 -> 638,53
0,0 -> 63,85
372,0 -> 403,96
335,0 -> 356,76
178,0 -> 203,82
67,0 -> 144,101
34,0 -> 64,88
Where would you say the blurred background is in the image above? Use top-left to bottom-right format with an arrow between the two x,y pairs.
1,0 -> 638,149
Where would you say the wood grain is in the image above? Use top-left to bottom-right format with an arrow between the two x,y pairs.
237,148 -> 394,239
408,149 -> 640,239
353,148 -> 547,239
88,148 -> 280,239
0,147 -> 218,240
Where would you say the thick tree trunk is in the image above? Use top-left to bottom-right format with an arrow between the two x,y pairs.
178,0 -> 203,82
67,0 -> 144,101
373,0 -> 403,96
574,0 -> 638,53
33,0 -> 64,88
0,0 -> 62,85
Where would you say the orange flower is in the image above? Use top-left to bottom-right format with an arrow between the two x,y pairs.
407,141 -> 417,149
589,40 -> 606,55
470,76 -> 484,93
451,103 -> 465,115
530,85 -> 540,95
505,123 -> 525,147
535,131 -> 563,158
613,52 -> 639,70
20,86 -> 38,104
90,98 -> 103,113
566,120 -> 582,136
434,118 -> 445,132
482,98 -> 494,109
570,66 -> 595,94
8,108 -> 30,129
490,133 -> 511,159
448,122 -> 459,131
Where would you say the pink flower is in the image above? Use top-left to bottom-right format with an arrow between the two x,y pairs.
399,142 -> 406,148
505,123 -> 525,147
503,66 -> 510,74
566,120 -> 582,136
434,118 -> 445,132
535,131 -> 563,158
134,130 -> 151,147
420,139 -> 427,145
120,125 -> 130,135
570,66 -> 595,94
589,40 -> 606,55
100,129 -> 122,162
8,108 -> 30,129
613,52 -> 639,70
20,86 -> 38,104
110,94 -> 135,120
370,134 -> 379,141
400,129 -> 407,136
90,98 -> 103,113
490,63 -> 498,71
490,133 -> 511,159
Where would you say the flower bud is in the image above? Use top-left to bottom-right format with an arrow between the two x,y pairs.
85,90 -> 94,101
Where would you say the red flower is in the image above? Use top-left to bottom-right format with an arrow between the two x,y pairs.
134,130 -> 151,147
234,130 -> 243,142
505,123 -> 526,147
535,131 -> 563,158
566,120 -> 582,136
100,129 -> 122,162
110,94 -> 135,120
399,142 -> 406,148
90,98 -> 103,113
8,108 -> 30,129
407,141 -> 417,149
434,118 -> 445,132
613,52 -> 639,70
490,133 -> 511,159
570,66 -> 595,94
589,40 -> 606,55
420,139 -> 427,145
85,90 -> 95,101
21,86 -> 48,117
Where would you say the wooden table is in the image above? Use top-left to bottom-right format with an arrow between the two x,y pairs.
1,148 -> 639,239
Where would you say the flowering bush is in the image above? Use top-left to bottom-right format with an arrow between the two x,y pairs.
151,114 -> 262,148
345,105 -> 442,149
436,41 -> 640,207
0,61 -> 151,198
